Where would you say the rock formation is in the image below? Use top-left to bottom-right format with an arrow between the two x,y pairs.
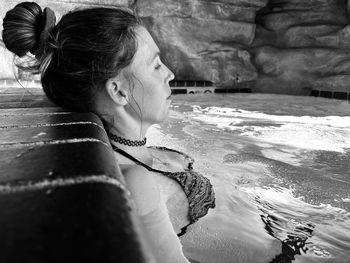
137,0 -> 265,88
1,0 -> 350,95
253,0 -> 350,94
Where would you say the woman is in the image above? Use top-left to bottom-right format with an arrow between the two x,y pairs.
2,2 -> 216,262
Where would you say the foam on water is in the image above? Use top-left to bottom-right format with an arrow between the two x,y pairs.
189,106 -> 350,152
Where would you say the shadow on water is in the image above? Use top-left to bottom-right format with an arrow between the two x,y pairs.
269,239 -> 312,263
254,195 -> 315,263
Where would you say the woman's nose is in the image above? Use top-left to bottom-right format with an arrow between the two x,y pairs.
165,64 -> 175,82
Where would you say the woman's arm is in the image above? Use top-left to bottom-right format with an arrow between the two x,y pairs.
123,165 -> 190,263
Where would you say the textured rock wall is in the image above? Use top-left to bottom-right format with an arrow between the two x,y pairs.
253,0 -> 350,94
137,0 -> 265,87
1,0 -> 350,94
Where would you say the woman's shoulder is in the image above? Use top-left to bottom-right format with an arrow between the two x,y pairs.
122,165 -> 161,216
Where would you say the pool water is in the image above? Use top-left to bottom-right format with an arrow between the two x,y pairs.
148,93 -> 350,263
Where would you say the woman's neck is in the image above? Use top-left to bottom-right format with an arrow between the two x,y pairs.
107,127 -> 153,165
97,104 -> 153,163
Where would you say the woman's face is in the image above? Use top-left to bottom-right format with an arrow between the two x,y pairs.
124,26 -> 175,125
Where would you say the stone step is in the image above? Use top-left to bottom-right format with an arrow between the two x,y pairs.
0,112 -> 103,128
0,92 -> 55,108
0,107 -> 66,115
0,139 -> 117,183
0,182 -> 146,263
0,94 -> 48,101
0,99 -> 55,108
0,87 -> 44,95
0,123 -> 108,145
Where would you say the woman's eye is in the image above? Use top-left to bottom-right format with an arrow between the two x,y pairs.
155,64 -> 162,70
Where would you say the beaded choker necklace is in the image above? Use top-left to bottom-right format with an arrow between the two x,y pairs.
108,132 -> 146,147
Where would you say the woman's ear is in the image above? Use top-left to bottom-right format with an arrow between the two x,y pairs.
105,77 -> 129,106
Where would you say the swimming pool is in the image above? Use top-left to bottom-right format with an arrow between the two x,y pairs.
148,93 -> 350,263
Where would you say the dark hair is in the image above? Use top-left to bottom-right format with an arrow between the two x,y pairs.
2,2 -> 141,111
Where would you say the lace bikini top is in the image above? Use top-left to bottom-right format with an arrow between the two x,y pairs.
111,145 -> 216,235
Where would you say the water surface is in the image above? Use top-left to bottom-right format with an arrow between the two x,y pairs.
148,94 -> 350,263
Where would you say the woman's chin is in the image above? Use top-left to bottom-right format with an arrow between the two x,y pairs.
150,112 -> 169,125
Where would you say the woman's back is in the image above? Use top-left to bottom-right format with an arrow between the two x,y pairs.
119,160 -> 189,263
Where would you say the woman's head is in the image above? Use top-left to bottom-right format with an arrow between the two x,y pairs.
112,26 -> 175,126
2,2 -> 142,111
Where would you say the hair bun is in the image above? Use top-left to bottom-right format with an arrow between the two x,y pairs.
2,2 -> 44,57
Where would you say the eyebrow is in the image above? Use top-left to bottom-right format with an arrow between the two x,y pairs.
148,51 -> 160,64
